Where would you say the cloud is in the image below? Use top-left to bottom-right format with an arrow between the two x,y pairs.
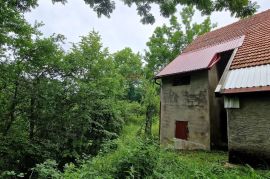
24,0 -> 165,53
24,0 -> 270,53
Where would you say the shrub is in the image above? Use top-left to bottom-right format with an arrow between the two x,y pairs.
114,139 -> 158,179
99,139 -> 118,155
32,160 -> 61,179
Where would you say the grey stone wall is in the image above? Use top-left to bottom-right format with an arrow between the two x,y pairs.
160,71 -> 210,150
227,94 -> 270,167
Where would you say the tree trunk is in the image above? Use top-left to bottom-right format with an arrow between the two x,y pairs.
145,106 -> 154,136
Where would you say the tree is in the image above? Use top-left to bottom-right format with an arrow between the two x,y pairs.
113,48 -> 143,102
122,0 -> 259,24
0,34 -> 67,175
0,1 -> 38,45
2,0 -> 258,24
145,6 -> 217,78
0,30 -> 125,175
141,80 -> 159,136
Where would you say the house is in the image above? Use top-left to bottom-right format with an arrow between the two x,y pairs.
156,10 -> 270,166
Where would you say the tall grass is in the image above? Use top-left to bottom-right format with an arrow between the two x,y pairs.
35,119 -> 270,179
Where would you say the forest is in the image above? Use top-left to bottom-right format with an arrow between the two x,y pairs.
1,0 -> 270,178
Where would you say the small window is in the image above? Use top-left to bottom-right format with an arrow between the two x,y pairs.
175,121 -> 188,140
172,76 -> 190,86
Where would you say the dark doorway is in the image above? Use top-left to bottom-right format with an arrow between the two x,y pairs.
211,50 -> 233,150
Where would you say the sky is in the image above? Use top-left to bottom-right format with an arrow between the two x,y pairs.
24,0 -> 270,54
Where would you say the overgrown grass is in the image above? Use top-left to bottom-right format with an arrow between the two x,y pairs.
35,119 -> 270,178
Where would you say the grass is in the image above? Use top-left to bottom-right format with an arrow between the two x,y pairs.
61,119 -> 270,179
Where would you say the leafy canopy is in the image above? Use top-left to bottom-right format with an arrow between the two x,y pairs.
123,0 -> 259,24
3,0 -> 259,24
144,6 -> 217,78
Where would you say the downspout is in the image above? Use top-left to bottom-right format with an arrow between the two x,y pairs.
154,78 -> 161,85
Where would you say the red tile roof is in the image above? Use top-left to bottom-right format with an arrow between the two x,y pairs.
183,9 -> 270,69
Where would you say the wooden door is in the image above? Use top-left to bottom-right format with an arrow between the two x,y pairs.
175,121 -> 188,140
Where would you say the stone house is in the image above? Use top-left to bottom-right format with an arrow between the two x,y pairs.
156,10 -> 270,166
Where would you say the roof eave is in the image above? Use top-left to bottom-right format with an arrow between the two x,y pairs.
154,67 -> 208,79
222,86 -> 270,94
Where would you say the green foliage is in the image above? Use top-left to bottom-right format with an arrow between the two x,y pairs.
2,0 -> 258,25
119,101 -> 144,124
113,48 -> 143,102
0,1 -> 38,56
0,0 -> 265,178
32,160 -> 61,179
141,80 -> 159,136
59,122 -> 270,179
145,6 -> 216,78
0,135 -> 55,175
0,30 -> 126,175
99,139 -> 118,155
1,3 -> 146,172
2,0 -> 39,13
123,0 -> 258,24
1,170 -> 24,178
113,139 -> 158,179
60,124 -> 145,179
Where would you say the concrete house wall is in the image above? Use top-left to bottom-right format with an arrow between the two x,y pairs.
160,70 -> 210,150
159,50 -> 233,150
159,62 -> 228,150
227,93 -> 270,167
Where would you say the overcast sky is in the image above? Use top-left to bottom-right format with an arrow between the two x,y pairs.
24,0 -> 270,53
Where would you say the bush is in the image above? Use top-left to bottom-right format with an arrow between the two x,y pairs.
32,160 -> 61,179
99,139 -> 118,155
0,170 -> 24,178
0,135 -> 57,176
113,139 -> 158,179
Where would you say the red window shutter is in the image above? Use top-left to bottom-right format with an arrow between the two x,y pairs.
175,121 -> 188,140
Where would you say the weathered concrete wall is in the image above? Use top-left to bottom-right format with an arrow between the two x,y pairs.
208,65 -> 228,150
227,94 -> 270,167
160,71 -> 210,150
